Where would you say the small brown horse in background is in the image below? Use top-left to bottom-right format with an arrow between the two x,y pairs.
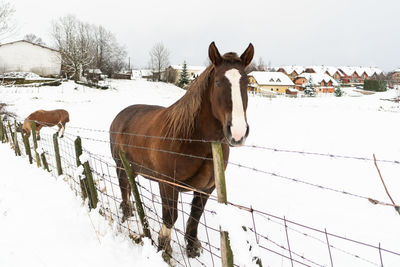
110,42 -> 254,258
21,109 -> 70,140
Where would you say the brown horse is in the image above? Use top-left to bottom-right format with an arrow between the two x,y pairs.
110,42 -> 254,258
22,109 -> 70,139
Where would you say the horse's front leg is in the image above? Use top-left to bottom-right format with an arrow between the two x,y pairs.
158,183 -> 179,257
185,187 -> 214,258
36,125 -> 42,140
116,159 -> 134,222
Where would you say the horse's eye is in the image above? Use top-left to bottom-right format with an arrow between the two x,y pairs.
215,81 -> 221,87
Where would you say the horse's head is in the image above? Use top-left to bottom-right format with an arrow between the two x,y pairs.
208,42 -> 254,147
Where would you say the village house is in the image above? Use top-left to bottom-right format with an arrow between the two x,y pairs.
277,66 -> 305,80
248,71 -> 295,94
0,40 -> 61,77
294,73 -> 339,93
387,69 -> 400,87
163,65 -> 206,84
304,66 -> 343,81
338,66 -> 383,84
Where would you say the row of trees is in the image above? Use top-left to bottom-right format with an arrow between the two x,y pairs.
51,15 -> 127,80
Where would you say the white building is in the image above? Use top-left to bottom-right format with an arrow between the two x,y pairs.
0,40 -> 61,77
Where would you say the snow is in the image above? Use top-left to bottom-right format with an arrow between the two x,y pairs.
0,144 -> 167,267
1,79 -> 400,266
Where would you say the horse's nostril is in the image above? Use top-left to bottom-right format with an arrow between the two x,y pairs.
245,124 -> 250,138
226,124 -> 232,137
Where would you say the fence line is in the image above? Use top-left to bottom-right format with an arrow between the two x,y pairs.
60,131 -> 400,211
1,119 -> 400,267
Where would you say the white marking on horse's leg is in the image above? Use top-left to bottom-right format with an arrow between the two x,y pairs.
159,223 -> 172,240
61,125 -> 65,137
225,69 -> 247,141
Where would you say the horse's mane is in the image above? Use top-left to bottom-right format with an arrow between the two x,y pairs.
163,52 -> 242,139
163,65 -> 214,138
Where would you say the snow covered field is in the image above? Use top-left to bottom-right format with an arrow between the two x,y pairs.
1,79 -> 400,266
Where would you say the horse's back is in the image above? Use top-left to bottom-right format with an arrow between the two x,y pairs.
110,104 -> 164,156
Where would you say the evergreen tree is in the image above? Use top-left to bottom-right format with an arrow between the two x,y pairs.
334,87 -> 343,97
303,77 -> 316,97
178,61 -> 190,88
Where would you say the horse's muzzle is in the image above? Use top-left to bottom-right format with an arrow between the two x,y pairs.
225,123 -> 249,147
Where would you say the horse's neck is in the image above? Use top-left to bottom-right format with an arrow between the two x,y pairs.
192,85 -> 224,142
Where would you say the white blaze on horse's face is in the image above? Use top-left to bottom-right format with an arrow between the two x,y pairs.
225,68 -> 248,146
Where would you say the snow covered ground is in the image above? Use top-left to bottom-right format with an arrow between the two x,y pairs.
1,80 -> 400,266
0,142 -> 167,267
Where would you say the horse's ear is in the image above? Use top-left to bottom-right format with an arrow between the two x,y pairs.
208,42 -> 222,66
240,43 -> 254,67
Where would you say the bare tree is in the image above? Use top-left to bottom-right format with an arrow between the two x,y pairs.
92,25 -> 127,76
149,42 -> 170,81
0,1 -> 16,41
51,15 -> 94,80
23,33 -> 45,45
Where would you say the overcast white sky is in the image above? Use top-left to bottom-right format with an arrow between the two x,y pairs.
6,0 -> 400,71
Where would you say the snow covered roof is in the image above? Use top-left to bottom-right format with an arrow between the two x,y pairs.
249,71 -> 294,86
393,68 -> 400,73
0,40 -> 59,53
305,66 -> 340,76
338,66 -> 383,77
297,73 -> 339,86
278,66 -> 305,75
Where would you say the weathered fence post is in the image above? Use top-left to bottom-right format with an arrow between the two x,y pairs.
53,133 -> 63,176
40,152 -> 50,172
119,149 -> 151,239
74,137 -> 97,209
74,136 -> 89,201
21,130 -> 33,164
13,121 -> 21,156
83,157 -> 98,210
0,116 -> 4,142
211,142 -> 234,267
7,121 -> 16,155
31,121 -> 41,167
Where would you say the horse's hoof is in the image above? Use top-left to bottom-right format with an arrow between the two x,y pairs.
158,237 -> 173,257
36,136 -> 41,141
60,135 -> 64,138
186,238 -> 202,258
120,202 -> 134,222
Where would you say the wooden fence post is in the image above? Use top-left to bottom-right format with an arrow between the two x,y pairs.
74,137 -> 97,209
21,130 -> 33,164
31,121 -> 41,167
7,121 -> 16,155
83,158 -> 98,210
13,121 -> 21,156
3,120 -> 9,142
40,152 -> 50,172
119,149 -> 151,239
74,136 -> 89,201
0,116 -> 4,142
211,142 -> 234,267
53,133 -> 63,176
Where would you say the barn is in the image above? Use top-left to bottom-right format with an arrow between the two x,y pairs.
0,40 -> 61,77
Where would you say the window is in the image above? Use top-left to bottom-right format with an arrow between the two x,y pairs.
277,78 -> 281,82
269,78 -> 274,82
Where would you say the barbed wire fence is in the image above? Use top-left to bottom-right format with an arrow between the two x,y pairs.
0,117 -> 399,267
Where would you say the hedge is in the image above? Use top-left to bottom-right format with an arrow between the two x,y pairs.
364,79 -> 387,92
